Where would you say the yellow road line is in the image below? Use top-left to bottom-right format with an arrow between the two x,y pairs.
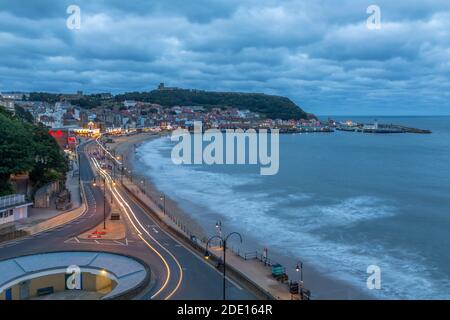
90,154 -> 182,300
138,234 -> 171,299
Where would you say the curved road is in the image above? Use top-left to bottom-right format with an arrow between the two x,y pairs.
0,140 -> 256,300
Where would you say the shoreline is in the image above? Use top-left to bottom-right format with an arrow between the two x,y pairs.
109,132 -> 375,300
108,133 -> 209,241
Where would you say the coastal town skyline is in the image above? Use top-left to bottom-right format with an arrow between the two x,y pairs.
1,0 -> 450,115
1,0 -> 449,308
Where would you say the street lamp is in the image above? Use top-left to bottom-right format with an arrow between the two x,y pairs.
102,176 -> 106,229
140,180 -> 146,194
160,194 -> 166,215
295,260 -> 304,284
92,176 -> 106,230
215,220 -> 222,237
110,180 -> 116,205
204,231 -> 243,300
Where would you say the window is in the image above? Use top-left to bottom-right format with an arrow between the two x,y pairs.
0,209 -> 13,219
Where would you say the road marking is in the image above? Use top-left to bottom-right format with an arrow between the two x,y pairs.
64,237 -> 78,244
124,186 -> 244,291
91,154 -> 183,300
138,234 -> 172,299
1,241 -> 20,247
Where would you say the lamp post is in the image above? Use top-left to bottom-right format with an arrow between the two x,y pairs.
295,260 -> 304,284
77,146 -> 81,203
205,232 -> 242,300
102,176 -> 106,229
114,154 -> 121,181
160,194 -> 166,215
77,147 -> 81,185
215,220 -> 222,237
111,180 -> 116,205
141,180 -> 145,194
92,177 -> 106,230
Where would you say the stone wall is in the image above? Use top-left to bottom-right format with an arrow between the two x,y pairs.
33,181 -> 61,208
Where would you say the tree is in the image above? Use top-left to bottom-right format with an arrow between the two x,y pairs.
0,110 -> 35,195
28,124 -> 68,189
0,107 -> 68,196
114,89 -> 310,120
14,105 -> 35,123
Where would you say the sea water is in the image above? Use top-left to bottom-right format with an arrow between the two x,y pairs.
136,116 -> 450,299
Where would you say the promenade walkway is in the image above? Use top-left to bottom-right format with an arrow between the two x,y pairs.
120,173 -> 296,300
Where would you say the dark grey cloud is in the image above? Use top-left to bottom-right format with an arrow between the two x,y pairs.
1,0 -> 450,115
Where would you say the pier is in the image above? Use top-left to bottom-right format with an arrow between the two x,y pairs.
335,120 -> 431,134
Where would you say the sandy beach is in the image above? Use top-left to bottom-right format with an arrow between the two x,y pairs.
106,133 -> 209,241
107,132 -> 375,300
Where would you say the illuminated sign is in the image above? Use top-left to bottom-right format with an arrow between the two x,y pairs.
49,129 -> 64,138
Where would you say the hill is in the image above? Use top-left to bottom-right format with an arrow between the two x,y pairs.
115,89 -> 312,120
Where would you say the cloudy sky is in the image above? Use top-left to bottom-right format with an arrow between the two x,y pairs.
1,0 -> 450,115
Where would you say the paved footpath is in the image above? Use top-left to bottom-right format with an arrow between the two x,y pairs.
120,162 -> 295,300
0,140 -> 257,300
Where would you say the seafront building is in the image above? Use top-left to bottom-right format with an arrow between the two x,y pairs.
0,194 -> 33,226
7,89 -> 329,135
0,98 -> 15,113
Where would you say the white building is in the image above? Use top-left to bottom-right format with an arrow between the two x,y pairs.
0,92 -> 28,100
0,194 -> 33,226
123,100 -> 137,108
0,98 -> 15,113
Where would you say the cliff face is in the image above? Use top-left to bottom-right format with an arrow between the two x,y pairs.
116,89 -> 311,120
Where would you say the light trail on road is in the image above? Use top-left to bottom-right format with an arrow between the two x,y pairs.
93,137 -> 245,296
91,155 -> 183,300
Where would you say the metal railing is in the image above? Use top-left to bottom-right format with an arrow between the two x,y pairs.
0,194 -> 26,209
96,141 -> 311,299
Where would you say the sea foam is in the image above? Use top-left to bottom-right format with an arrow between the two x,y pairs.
136,137 -> 450,300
